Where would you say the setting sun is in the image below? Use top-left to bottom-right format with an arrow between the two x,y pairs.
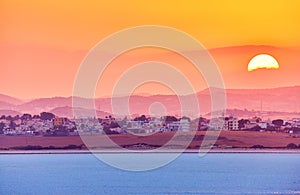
248,54 -> 279,71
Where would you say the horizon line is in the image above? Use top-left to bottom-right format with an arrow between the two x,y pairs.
2,85 -> 300,101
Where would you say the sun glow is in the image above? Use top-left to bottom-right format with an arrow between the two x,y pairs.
248,54 -> 279,71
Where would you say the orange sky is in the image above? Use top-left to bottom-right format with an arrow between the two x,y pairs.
1,0 -> 300,99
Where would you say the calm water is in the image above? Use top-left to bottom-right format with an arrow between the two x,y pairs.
0,153 -> 300,194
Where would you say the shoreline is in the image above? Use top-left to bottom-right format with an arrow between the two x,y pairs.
2,148 -> 300,154
2,131 -> 300,154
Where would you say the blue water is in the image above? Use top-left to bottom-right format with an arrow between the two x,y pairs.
0,153 -> 300,195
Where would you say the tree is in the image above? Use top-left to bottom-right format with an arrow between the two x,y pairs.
109,121 -> 120,128
9,121 -> 16,130
266,125 -> 276,131
196,117 -> 208,131
21,113 -> 32,120
40,112 -> 55,120
287,143 -> 298,149
134,115 -> 147,122
6,115 -> 13,121
255,117 -> 262,123
0,122 -> 5,134
198,117 -> 207,123
103,126 -> 119,135
238,119 -> 249,129
272,119 -> 284,127
249,125 -> 261,131
0,122 -> 4,129
13,115 -> 20,120
163,116 -> 178,123
32,114 -> 40,119
251,144 -> 264,149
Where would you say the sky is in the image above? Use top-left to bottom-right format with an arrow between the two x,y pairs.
1,0 -> 300,99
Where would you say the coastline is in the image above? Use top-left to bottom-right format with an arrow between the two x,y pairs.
2,148 -> 300,154
2,131 -> 300,154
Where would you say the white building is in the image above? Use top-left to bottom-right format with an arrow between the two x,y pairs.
224,116 -> 239,130
178,119 -> 190,132
258,122 -> 268,129
208,117 -> 225,130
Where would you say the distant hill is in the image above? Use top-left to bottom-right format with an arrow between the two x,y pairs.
225,86 -> 300,112
50,106 -> 110,118
0,101 -> 15,110
93,86 -> 300,116
0,94 -> 23,105
16,97 -> 72,114
0,109 -> 21,116
0,86 -> 299,118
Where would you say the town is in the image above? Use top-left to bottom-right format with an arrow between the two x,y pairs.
1,112 -> 300,137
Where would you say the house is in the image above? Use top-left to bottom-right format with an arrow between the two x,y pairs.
258,122 -> 268,129
178,118 -> 190,132
209,116 -> 238,131
53,117 -> 65,126
208,117 -> 225,130
224,116 -> 239,130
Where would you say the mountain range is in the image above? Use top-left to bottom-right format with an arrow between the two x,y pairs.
0,86 -> 299,119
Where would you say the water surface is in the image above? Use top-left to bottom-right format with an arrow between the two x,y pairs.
0,153 -> 299,194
